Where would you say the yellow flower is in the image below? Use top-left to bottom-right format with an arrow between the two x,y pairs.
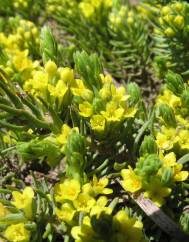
90,115 -> 106,132
124,107 -> 137,118
54,179 -> 81,203
176,115 -> 189,128
112,85 -> 130,103
156,89 -> 181,109
121,166 -> 142,193
12,50 -> 34,73
99,83 -> 112,100
144,178 -> 171,207
12,187 -> 34,219
73,193 -> 96,212
71,216 -> 94,242
3,134 -> 12,144
156,126 -> 179,151
4,223 -> 30,242
161,152 -> 176,167
48,80 -> 68,99
79,2 -> 95,18
104,0 -> 112,7
173,164 -> 188,182
100,73 -> 112,84
56,124 -> 71,145
90,196 -> 112,217
79,101 -> 93,117
160,152 -> 188,182
91,0 -> 101,8
0,202 -> 9,217
178,129 -> 189,150
101,101 -> 125,122
56,203 -> 76,224
113,210 -> 145,242
71,79 -> 93,100
25,71 -> 48,93
82,175 -> 112,196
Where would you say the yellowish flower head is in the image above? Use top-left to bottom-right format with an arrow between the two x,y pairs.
48,80 -> 68,98
71,79 -> 93,100
4,223 -> 30,242
90,196 -> 112,217
121,166 -> 142,193
79,101 -> 93,117
101,101 -> 125,122
113,210 -> 144,242
156,126 -> 179,151
161,152 -> 176,167
71,216 -> 94,241
54,179 -> 81,203
79,2 -> 95,18
0,202 -> 9,217
173,164 -> 188,182
156,89 -> 181,109
12,187 -> 34,219
90,114 -> 106,132
144,178 -> 171,207
73,193 -> 96,212
82,175 -> 112,196
56,203 -> 76,224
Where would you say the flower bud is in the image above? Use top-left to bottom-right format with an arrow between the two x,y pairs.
162,6 -> 170,16
165,71 -> 184,96
173,2 -> 183,12
161,167 -> 173,185
45,60 -> 57,75
181,88 -> 189,109
164,27 -> 175,37
65,131 -> 85,155
157,103 -> 176,127
135,154 -> 162,178
127,17 -> 134,25
59,67 -> 74,83
174,15 -> 184,29
127,82 -> 141,105
139,136 -> 158,157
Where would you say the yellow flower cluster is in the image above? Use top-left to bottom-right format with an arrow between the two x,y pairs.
157,2 -> 187,38
11,186 -> 34,219
54,177 -> 112,222
4,223 -> 31,242
54,177 -> 146,242
156,88 -> 189,152
24,61 -> 74,109
0,18 -> 40,81
72,210 -> 146,242
47,0 -> 76,14
47,0 -> 112,19
13,0 -> 30,10
109,6 -> 135,30
79,0 -> 112,18
0,187 -> 34,242
121,152 -> 188,207
72,74 -> 137,134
